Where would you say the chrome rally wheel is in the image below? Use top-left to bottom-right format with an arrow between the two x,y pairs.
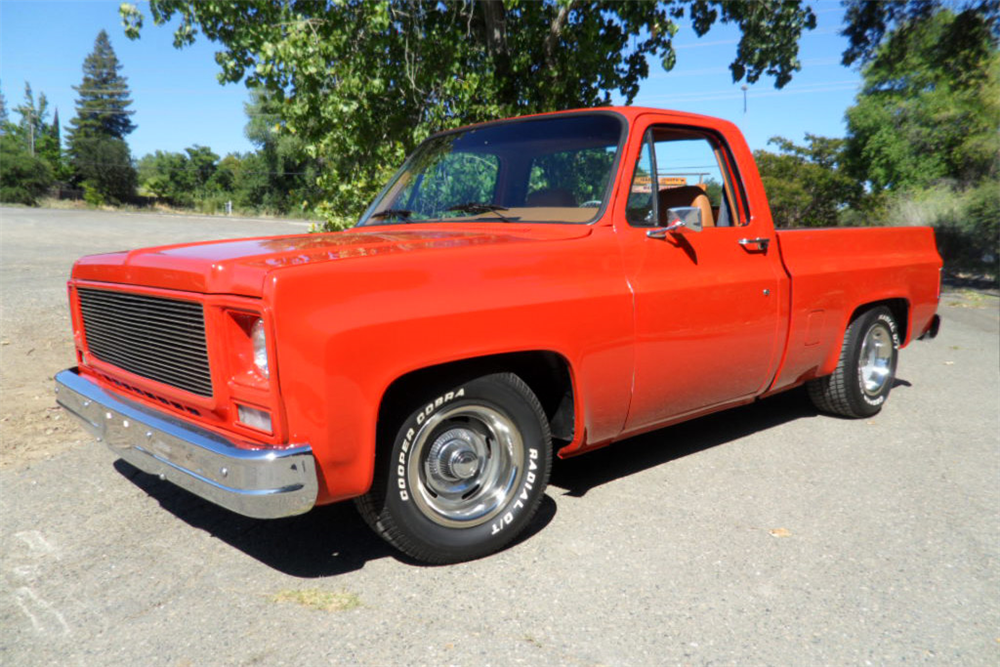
356,372 -> 552,564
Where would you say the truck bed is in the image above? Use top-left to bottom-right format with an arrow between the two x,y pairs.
768,226 -> 942,395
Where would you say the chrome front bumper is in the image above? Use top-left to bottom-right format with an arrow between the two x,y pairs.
55,368 -> 318,519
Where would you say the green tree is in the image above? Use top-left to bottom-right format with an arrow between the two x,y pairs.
1,83 -> 62,199
71,135 -> 136,204
843,7 -> 998,192
42,108 -> 64,177
754,135 -> 863,228
12,83 -> 50,157
121,1 -> 817,224
239,90 -> 323,213
137,149 -> 192,202
68,30 -> 137,202
841,4 -> 999,277
68,30 -> 136,143
0,133 -> 53,205
840,0 -> 998,66
184,145 -> 219,189
0,81 -> 10,135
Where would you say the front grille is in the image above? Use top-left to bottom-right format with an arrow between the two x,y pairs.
78,287 -> 213,397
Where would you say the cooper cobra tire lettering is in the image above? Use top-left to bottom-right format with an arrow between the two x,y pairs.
356,374 -> 552,564
397,388 -> 464,500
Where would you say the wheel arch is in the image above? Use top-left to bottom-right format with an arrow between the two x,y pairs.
376,350 -> 577,452
820,297 -> 909,376
849,298 -> 909,344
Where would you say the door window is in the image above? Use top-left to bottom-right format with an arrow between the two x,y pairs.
626,132 -> 657,226
650,129 -> 746,228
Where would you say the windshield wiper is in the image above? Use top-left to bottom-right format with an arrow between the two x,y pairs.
446,202 -> 513,222
370,208 -> 413,221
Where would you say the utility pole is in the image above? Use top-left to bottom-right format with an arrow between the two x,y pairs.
741,85 -> 748,115
28,109 -> 35,157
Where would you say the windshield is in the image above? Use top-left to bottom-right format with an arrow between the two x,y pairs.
358,113 -> 624,226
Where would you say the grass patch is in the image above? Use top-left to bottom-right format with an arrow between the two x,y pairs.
269,588 -> 361,612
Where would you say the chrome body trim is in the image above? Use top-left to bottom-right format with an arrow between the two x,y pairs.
55,368 -> 318,519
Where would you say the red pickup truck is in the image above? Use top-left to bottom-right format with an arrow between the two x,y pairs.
56,107 -> 942,563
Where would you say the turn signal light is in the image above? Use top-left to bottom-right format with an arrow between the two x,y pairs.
237,404 -> 272,433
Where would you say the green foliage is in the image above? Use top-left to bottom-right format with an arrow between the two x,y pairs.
754,135 -> 862,228
840,0 -> 997,66
0,134 -> 54,205
68,30 -> 137,202
82,181 -> 105,207
844,8 -> 999,192
873,183 -> 999,275
0,82 -> 9,129
237,90 -> 324,213
71,135 -> 136,204
137,149 -> 190,201
3,83 -> 64,177
121,0 -> 816,224
68,30 -> 136,143
839,4 -> 998,279
528,146 -> 616,205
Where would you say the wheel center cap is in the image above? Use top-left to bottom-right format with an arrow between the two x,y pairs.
449,450 -> 479,479
427,428 -> 483,483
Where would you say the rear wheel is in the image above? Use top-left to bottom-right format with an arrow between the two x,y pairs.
808,306 -> 900,418
356,372 -> 552,564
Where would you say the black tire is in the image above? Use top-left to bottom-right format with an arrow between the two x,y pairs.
356,372 -> 552,564
807,306 -> 900,418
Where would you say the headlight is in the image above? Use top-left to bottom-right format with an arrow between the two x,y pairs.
251,318 -> 269,378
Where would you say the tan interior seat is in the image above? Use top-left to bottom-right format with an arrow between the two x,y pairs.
658,186 -> 714,228
526,187 -> 577,207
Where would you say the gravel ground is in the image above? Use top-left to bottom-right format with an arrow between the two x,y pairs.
1,206 -> 998,666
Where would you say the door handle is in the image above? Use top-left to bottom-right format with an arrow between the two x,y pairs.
738,237 -> 770,251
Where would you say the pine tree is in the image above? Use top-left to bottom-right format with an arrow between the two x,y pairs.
0,81 -> 9,134
50,109 -> 61,151
39,108 -> 63,176
67,30 -> 137,202
67,30 -> 136,145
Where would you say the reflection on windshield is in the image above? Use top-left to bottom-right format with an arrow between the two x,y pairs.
359,114 -> 623,226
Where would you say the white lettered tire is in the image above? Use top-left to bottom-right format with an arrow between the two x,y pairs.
356,373 -> 552,563
807,306 -> 900,418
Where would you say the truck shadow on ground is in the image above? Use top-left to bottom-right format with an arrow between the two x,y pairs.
552,385 -> 829,497
114,381 -> 911,575
113,460 -> 557,577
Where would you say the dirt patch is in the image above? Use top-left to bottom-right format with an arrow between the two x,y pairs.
0,329 -> 81,469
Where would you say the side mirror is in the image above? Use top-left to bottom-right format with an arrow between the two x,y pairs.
666,206 -> 703,232
646,206 -> 703,239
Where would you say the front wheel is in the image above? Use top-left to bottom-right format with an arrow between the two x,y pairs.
807,306 -> 900,418
356,373 -> 552,564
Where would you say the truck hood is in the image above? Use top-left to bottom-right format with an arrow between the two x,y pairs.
71,225 -> 593,296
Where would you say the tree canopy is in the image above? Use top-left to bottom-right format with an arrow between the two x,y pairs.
754,135 -> 862,228
68,29 -> 136,142
67,30 -> 138,203
840,0 -> 999,66
121,0 -> 817,222
0,81 -> 61,205
844,6 -> 999,192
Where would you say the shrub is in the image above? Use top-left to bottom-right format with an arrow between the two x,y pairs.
0,139 -> 54,205
878,184 -> 999,280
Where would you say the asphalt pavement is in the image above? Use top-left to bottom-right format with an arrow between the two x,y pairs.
1,206 -> 998,666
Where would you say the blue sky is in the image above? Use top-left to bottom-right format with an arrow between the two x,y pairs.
1,1 -> 861,159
